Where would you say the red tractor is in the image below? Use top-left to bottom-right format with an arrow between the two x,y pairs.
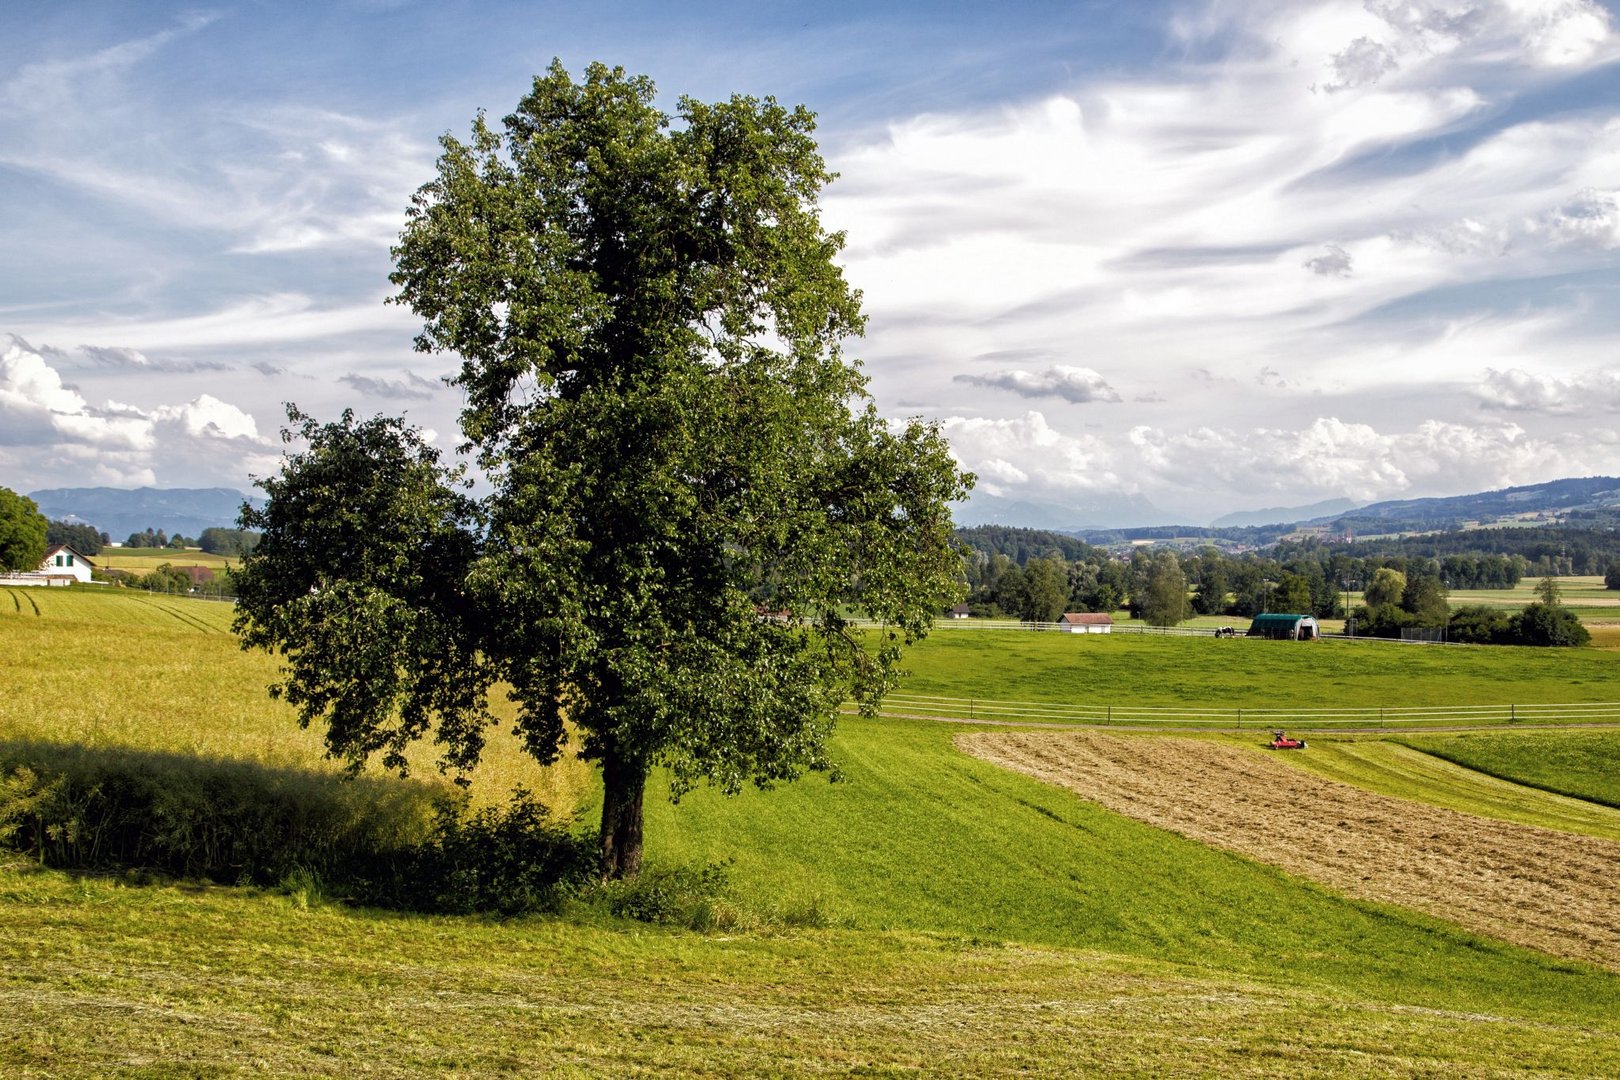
1268,730 -> 1307,750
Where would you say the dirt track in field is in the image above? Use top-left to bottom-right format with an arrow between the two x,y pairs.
958,731 -> 1620,970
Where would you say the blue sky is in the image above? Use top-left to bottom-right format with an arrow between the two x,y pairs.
4,0 -> 1619,525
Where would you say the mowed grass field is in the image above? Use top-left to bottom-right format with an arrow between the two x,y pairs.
898,626 -> 1620,710
4,587 -> 1620,1074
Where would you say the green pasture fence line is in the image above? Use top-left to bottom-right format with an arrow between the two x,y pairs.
856,692 -> 1620,730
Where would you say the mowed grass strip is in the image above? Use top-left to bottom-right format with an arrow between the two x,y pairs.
7,860 -> 1618,1079
649,716 -> 1620,1026
896,629 -> 1620,711
0,585 -> 234,632
1225,735 -> 1620,842
1402,730 -> 1620,809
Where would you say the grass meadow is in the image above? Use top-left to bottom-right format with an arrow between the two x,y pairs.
91,547 -> 238,574
4,586 -> 1620,1074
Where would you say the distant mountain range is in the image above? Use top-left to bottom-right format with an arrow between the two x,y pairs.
1210,498 -> 1363,529
1303,476 -> 1620,533
951,491 -> 1168,531
28,487 -> 260,540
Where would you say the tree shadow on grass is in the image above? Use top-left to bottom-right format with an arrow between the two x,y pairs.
0,739 -> 445,884
0,740 -> 596,914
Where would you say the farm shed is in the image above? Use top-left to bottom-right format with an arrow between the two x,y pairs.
946,603 -> 971,619
1059,612 -> 1113,634
1247,613 -> 1319,641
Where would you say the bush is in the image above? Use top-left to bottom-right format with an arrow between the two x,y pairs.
0,743 -> 438,886
1506,603 -> 1591,647
1448,605 -> 1512,645
0,745 -> 594,915
359,790 -> 597,916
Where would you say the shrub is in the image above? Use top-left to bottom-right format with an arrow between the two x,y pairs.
358,791 -> 597,916
1506,603 -> 1591,647
0,742 -> 438,885
592,862 -> 737,929
1448,605 -> 1512,645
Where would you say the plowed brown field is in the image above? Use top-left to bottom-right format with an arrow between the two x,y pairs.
959,730 -> 1620,970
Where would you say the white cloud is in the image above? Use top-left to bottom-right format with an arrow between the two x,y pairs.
1474,367 -> 1620,413
940,412 -> 1125,499
953,365 -> 1122,404
0,338 -> 276,487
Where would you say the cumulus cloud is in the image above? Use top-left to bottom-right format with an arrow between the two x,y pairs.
1474,367 -> 1620,414
0,338 -> 275,487
933,407 -> 1611,520
939,411 -> 1125,498
953,365 -> 1122,404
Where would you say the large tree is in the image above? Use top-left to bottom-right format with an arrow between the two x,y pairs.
0,487 -> 48,572
1138,551 -> 1190,627
234,62 -> 969,879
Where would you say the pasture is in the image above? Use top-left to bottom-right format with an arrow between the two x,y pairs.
92,547 -> 238,574
4,588 -> 1620,1074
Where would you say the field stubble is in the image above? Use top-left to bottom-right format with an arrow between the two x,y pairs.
960,730 -> 1620,970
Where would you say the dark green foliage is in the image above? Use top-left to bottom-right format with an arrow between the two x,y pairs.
0,743 -> 438,886
1401,574 -> 1451,628
361,791 -> 597,916
1507,602 -> 1591,647
198,527 -> 260,556
0,745 -> 595,915
1448,605 -> 1512,645
1136,550 -> 1189,626
954,525 -> 1103,565
239,62 -> 970,880
1019,557 -> 1068,622
595,862 -> 733,927
124,528 -> 169,549
234,409 -> 492,778
0,487 -> 48,572
45,520 -> 103,556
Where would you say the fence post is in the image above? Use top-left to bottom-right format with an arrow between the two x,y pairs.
1107,705 -> 1111,726
1510,704 -> 1515,724
1380,707 -> 1384,729
969,699 -> 974,720
1236,708 -> 1241,729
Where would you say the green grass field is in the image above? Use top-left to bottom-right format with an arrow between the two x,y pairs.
1400,730 -> 1620,809
898,628 -> 1620,711
5,587 -> 1620,1074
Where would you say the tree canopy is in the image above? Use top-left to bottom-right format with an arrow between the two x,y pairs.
0,487 -> 48,572
234,62 -> 970,879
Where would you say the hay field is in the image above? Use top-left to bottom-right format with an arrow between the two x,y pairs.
959,730 -> 1620,970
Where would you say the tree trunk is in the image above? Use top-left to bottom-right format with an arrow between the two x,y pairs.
599,750 -> 648,880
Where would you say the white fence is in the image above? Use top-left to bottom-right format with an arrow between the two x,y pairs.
863,692 -> 1620,730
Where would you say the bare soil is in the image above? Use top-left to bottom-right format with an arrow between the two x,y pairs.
958,730 -> 1620,970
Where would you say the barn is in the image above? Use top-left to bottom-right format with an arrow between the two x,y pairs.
1246,613 -> 1319,640
1059,612 -> 1113,634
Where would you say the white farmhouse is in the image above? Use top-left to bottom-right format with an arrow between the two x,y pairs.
0,544 -> 97,587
